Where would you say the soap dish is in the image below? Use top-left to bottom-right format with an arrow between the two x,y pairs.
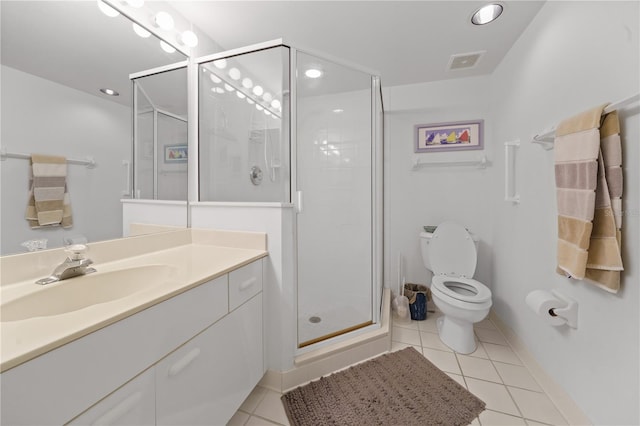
423,225 -> 437,233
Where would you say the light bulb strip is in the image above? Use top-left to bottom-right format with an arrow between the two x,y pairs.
100,0 -> 192,56
202,64 -> 282,118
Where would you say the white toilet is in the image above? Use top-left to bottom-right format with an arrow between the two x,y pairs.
419,221 -> 492,354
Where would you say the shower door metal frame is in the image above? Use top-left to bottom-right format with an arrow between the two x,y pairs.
289,43 -> 384,350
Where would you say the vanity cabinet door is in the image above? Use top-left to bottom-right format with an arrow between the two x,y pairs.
69,368 -> 155,426
155,293 -> 264,426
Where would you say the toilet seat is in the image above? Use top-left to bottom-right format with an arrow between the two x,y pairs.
432,275 -> 491,304
428,222 -> 477,278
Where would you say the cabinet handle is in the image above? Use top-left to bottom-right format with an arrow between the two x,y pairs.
239,277 -> 257,291
168,348 -> 201,377
92,391 -> 142,426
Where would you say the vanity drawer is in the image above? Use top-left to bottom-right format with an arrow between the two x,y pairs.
69,367 -> 155,426
228,260 -> 263,311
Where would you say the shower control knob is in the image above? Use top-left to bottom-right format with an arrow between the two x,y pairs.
250,165 -> 263,185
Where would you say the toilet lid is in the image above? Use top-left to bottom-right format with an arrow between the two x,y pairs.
428,221 -> 477,277
432,275 -> 491,303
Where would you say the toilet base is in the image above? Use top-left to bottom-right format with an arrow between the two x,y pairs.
437,315 -> 477,354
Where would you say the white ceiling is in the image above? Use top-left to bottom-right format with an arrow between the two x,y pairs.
0,1 -> 545,110
0,1 -> 186,108
170,1 -> 546,87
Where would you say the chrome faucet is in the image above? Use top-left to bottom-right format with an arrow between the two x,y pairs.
36,244 -> 97,285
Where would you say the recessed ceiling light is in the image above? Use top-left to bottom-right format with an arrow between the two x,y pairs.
209,74 -> 222,84
100,88 -> 119,96
333,108 -> 344,113
304,68 -> 323,79
213,59 -> 227,69
271,99 -> 281,110
252,85 -> 264,96
471,4 -> 503,25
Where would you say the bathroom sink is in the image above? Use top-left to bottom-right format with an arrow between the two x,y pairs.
1,265 -> 177,322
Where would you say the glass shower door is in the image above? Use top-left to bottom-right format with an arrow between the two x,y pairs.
296,51 -> 373,347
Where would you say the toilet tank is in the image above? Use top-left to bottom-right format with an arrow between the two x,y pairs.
419,230 -> 479,273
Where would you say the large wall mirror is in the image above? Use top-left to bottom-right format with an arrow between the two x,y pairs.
0,1 -> 188,255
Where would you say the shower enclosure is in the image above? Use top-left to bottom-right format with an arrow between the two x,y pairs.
197,40 -> 383,349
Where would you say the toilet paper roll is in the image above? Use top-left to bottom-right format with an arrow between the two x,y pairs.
525,290 -> 566,326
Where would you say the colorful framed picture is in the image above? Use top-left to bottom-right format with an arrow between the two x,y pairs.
415,120 -> 484,153
164,144 -> 188,163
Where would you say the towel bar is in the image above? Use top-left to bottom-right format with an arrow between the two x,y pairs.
0,147 -> 96,169
531,92 -> 640,149
411,155 -> 488,170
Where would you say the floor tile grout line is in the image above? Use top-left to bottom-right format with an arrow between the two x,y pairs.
250,387 -> 270,414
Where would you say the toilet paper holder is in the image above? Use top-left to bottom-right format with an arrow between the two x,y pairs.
548,290 -> 578,329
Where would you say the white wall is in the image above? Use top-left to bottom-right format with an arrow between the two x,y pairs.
1,66 -> 130,255
487,2 -> 639,424
383,75 -> 494,293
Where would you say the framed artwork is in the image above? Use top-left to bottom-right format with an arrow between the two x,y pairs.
164,144 -> 188,163
415,120 -> 484,153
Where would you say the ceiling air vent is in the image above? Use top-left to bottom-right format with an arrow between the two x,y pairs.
447,51 -> 486,71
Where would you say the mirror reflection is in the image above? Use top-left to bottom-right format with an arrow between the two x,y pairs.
0,1 -> 188,255
133,67 -> 188,201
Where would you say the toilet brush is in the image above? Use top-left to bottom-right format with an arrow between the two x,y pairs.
393,252 -> 410,322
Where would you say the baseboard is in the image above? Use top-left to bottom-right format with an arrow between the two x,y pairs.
259,288 -> 391,392
489,310 -> 592,425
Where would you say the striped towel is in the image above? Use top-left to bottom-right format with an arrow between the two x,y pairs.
25,154 -> 73,229
555,105 -> 623,293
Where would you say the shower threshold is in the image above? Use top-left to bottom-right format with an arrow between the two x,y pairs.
298,320 -> 373,348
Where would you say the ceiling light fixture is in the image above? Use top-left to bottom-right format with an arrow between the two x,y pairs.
100,88 -> 119,96
132,23 -> 151,38
160,41 -> 176,53
228,67 -> 241,80
333,108 -> 344,113
213,59 -> 227,69
304,68 -> 323,78
97,0 -> 120,17
471,3 -> 503,25
252,85 -> 264,96
154,11 -> 174,30
262,92 -> 273,103
271,99 -> 281,110
242,78 -> 253,89
246,98 -> 255,105
224,84 -> 235,92
179,30 -> 198,48
209,74 -> 222,84
236,91 -> 246,99
125,0 -> 144,7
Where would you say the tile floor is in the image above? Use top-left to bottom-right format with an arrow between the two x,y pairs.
228,309 -> 568,426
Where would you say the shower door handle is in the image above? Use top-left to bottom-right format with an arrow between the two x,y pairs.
296,190 -> 303,214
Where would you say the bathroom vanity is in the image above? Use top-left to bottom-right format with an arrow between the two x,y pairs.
0,229 -> 267,425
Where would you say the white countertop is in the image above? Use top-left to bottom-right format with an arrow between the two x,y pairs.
0,229 -> 267,373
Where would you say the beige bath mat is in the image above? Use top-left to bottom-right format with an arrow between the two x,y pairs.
281,347 -> 485,426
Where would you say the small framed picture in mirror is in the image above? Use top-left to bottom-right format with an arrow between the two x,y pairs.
165,144 -> 188,163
